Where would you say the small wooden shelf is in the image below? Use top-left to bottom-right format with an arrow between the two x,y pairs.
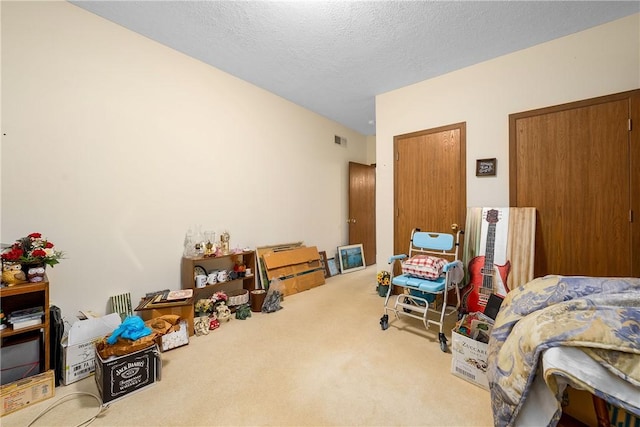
181,251 -> 257,301
1,323 -> 46,338
0,280 -> 50,376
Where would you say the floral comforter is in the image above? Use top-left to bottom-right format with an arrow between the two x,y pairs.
487,275 -> 640,427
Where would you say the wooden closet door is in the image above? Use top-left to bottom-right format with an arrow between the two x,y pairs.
394,123 -> 466,258
348,161 -> 376,267
510,90 -> 638,277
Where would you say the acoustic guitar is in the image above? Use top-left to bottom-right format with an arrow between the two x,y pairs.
464,209 -> 511,313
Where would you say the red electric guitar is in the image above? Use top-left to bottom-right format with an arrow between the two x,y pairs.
464,209 -> 511,313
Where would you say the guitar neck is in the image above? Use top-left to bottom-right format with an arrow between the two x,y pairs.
480,223 -> 497,294
484,223 -> 496,267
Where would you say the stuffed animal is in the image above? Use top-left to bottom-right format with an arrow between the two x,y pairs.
2,263 -> 26,285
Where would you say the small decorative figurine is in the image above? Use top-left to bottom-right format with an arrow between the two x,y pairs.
208,315 -> 220,330
235,304 -> 252,320
2,263 -> 26,285
220,231 -> 230,255
204,231 -> 216,257
215,303 -> 232,323
194,316 -> 210,336
2,262 -> 27,286
27,265 -> 46,283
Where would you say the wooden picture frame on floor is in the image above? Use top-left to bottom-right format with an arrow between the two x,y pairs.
318,250 -> 330,278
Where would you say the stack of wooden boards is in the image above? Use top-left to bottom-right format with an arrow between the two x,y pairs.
259,244 -> 325,296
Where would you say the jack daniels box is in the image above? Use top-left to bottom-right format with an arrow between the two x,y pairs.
94,344 -> 161,404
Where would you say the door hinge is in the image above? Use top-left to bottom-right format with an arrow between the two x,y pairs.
396,152 -> 399,161
631,210 -> 634,222
396,208 -> 400,217
629,118 -> 632,131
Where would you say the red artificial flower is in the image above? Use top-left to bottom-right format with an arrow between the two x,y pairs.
28,232 -> 42,238
1,248 -> 23,261
45,242 -> 54,249
31,249 -> 47,258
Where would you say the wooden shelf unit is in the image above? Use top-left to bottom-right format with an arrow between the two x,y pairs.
0,280 -> 50,375
181,251 -> 257,301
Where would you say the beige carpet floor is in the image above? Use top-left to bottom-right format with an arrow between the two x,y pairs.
2,266 -> 493,427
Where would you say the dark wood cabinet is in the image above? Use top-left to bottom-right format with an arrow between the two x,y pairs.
0,280 -> 50,381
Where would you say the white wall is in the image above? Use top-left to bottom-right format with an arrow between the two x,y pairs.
375,14 -> 640,267
1,1 -> 368,319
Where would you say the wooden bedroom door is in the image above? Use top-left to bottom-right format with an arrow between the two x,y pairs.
510,89 -> 639,277
348,161 -> 376,267
394,123 -> 467,259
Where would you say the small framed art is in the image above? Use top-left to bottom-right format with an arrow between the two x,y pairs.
327,258 -> 339,276
476,158 -> 497,176
318,250 -> 330,278
337,244 -> 366,274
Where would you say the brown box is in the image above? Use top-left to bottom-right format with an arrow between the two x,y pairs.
136,300 -> 194,336
0,370 -> 55,416
280,270 -> 326,295
262,246 -> 325,296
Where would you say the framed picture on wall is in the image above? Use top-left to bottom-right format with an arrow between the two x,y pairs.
476,158 -> 497,176
337,244 -> 366,274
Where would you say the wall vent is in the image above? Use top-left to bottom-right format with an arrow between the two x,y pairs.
334,135 -> 347,146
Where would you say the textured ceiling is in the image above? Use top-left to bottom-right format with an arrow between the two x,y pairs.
70,1 -> 639,136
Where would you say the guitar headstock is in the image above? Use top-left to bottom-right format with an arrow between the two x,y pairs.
485,209 -> 500,224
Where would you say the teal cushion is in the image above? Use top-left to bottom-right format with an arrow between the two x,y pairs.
392,274 -> 445,292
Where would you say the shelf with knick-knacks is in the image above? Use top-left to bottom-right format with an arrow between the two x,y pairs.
180,250 -> 256,300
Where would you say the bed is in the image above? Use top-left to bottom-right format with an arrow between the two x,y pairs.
487,275 -> 640,427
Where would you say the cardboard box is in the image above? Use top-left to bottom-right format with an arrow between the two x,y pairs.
95,344 -> 160,404
450,330 -> 489,390
137,302 -> 194,337
0,370 -> 55,416
157,320 -> 189,352
62,313 -> 122,385
280,270 -> 326,295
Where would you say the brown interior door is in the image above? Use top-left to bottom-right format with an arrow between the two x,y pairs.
348,162 -> 376,266
393,123 -> 467,261
510,90 -> 639,277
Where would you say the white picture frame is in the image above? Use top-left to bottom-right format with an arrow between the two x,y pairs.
337,244 -> 366,274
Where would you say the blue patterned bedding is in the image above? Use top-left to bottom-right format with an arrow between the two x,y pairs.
487,275 -> 640,427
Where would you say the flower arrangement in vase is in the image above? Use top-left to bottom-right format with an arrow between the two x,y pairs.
194,291 -> 229,325
1,232 -> 65,283
194,298 -> 214,317
376,270 -> 391,297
